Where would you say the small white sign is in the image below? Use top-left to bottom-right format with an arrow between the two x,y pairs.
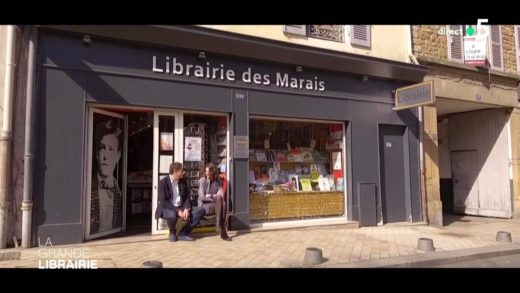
464,36 -> 487,66
184,137 -> 202,161
159,155 -> 173,174
332,151 -> 342,170
386,142 -> 392,148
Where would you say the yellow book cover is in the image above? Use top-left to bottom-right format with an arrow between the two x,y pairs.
300,179 -> 312,191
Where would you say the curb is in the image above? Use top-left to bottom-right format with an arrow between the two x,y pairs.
320,243 -> 520,268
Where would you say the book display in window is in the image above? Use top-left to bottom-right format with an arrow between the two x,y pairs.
328,124 -> 345,191
248,119 -> 346,223
249,147 -> 335,192
217,128 -> 227,159
248,121 -> 347,192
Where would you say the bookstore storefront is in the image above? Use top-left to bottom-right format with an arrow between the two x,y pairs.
32,27 -> 427,245
84,108 -> 229,240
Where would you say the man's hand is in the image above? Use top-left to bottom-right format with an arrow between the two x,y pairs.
205,194 -> 212,199
177,209 -> 190,220
182,209 -> 190,221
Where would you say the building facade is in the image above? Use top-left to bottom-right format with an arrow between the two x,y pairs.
1,25 -> 426,247
412,25 -> 520,226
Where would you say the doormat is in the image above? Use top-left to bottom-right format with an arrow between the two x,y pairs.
0,252 -> 21,262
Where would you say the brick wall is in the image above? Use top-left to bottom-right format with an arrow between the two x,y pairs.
413,25 -> 519,75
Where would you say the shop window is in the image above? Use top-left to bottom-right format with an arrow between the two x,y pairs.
249,119 -> 346,223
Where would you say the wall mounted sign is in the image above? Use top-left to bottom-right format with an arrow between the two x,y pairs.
233,136 -> 249,159
394,80 -> 434,110
152,56 -> 326,92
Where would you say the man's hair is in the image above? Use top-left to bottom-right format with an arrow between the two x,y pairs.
169,162 -> 184,175
95,118 -> 123,152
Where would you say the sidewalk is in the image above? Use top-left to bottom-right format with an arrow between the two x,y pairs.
0,214 -> 518,268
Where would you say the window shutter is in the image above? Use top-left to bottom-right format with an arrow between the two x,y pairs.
515,25 -> 520,74
489,25 -> 504,71
350,25 -> 371,48
447,25 -> 464,63
283,25 -> 307,36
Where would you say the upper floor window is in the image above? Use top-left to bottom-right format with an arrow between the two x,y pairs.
307,25 -> 344,42
350,25 -> 371,48
489,25 -> 504,71
283,25 -> 371,48
447,24 -> 503,71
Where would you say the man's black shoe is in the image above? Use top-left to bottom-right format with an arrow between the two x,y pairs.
220,232 -> 231,241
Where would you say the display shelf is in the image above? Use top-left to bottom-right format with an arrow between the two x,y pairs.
127,183 -> 152,215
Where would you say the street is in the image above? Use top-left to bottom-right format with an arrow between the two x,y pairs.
432,253 -> 520,268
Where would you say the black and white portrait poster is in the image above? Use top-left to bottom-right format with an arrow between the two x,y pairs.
90,112 -> 125,236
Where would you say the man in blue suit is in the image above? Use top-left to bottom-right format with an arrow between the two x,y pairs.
155,162 -> 205,242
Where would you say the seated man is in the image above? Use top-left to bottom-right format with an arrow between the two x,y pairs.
155,162 -> 205,242
198,162 -> 231,241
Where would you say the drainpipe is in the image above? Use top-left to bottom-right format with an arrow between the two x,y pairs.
0,25 -> 17,249
21,26 -> 37,248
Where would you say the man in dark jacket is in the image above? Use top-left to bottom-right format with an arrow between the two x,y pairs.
155,162 -> 205,241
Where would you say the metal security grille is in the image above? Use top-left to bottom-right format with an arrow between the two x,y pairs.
307,25 -> 344,42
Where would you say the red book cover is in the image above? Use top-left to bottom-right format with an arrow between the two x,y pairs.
333,170 -> 344,182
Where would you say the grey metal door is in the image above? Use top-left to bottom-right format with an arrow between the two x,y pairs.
379,125 -> 407,223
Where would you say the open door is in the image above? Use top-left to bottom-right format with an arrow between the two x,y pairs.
152,111 -> 183,235
86,108 -> 127,240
